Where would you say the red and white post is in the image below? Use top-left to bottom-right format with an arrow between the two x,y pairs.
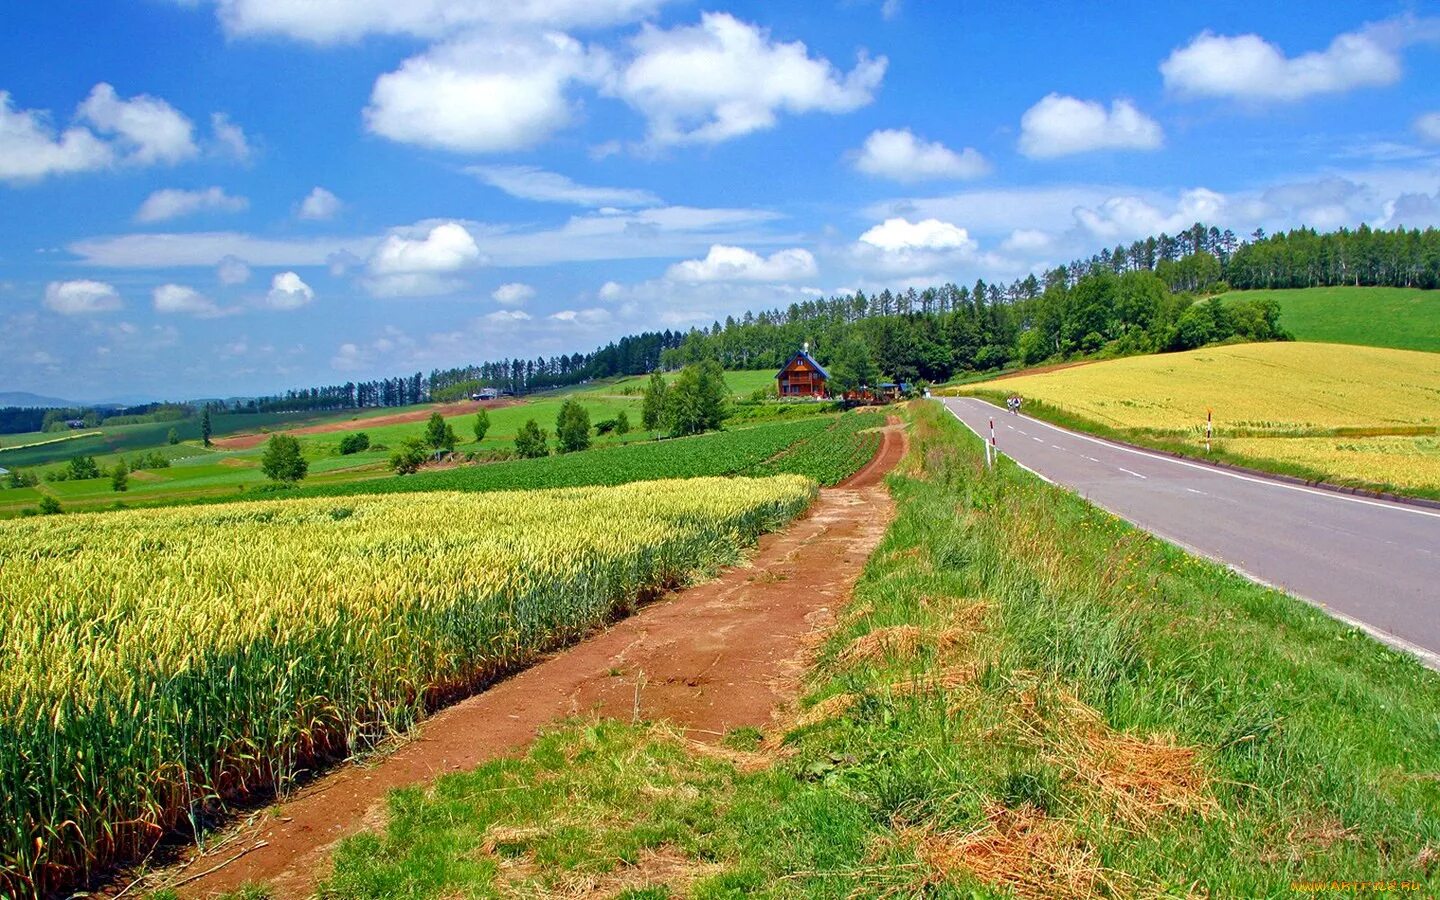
988,417 -> 997,468
1205,409 -> 1213,454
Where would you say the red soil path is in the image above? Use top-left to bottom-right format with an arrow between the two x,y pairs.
212,399 -> 518,450
167,421 -> 907,899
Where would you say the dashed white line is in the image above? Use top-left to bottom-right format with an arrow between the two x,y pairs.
1187,488 -> 1206,495
1082,455 -> 1100,463
1032,436 -> 1044,443
1117,467 -> 1148,480
1050,444 -> 1064,450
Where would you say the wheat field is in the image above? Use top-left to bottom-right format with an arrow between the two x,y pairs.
0,476 -> 815,895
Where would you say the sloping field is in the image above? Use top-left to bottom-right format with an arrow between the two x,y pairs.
964,342 -> 1440,494
1219,286 -> 1440,353
0,477 -> 815,896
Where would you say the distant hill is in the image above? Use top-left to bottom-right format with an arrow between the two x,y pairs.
0,391 -> 78,409
1218,287 -> 1439,353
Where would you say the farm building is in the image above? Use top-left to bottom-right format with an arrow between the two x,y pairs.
776,347 -> 829,398
470,388 -> 500,401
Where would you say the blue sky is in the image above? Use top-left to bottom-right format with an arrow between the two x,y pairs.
3,0 -> 1439,402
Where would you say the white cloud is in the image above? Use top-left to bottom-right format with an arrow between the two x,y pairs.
1071,187 -> 1233,240
467,165 -> 659,207
365,32 -> 606,153
598,280 -> 623,300
486,309 -> 533,323
182,0 -> 671,43
851,217 -> 980,277
210,113 -> 251,160
549,307 -> 611,324
1001,228 -> 1054,254
77,83 -> 198,165
613,12 -> 886,146
492,282 -> 536,305
264,271 -> 314,310
1159,18 -> 1431,103
153,283 -> 225,317
298,186 -> 343,220
0,91 -> 113,182
136,186 -> 249,223
1417,112 -> 1440,144
366,221 -> 485,296
666,244 -> 817,282
44,280 -> 123,315
217,255 -> 252,285
858,217 -> 973,253
1018,94 -> 1163,159
852,128 -> 989,182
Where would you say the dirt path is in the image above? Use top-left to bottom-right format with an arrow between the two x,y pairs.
169,424 -> 905,898
213,399 -> 518,450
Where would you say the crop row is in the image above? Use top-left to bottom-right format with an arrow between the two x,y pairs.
292,416 -> 833,499
0,477 -> 816,896
743,411 -> 887,486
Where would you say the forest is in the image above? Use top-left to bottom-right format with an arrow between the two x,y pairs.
4,223 -> 1434,429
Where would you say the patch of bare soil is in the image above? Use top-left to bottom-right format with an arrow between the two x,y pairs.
212,399 -> 518,450
164,423 -> 906,898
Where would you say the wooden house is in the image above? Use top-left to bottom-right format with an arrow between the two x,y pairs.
775,347 -> 829,398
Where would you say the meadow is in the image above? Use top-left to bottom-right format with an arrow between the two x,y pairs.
318,402 -> 1440,898
1220,286 -> 1440,353
0,476 -> 816,896
957,342 -> 1440,495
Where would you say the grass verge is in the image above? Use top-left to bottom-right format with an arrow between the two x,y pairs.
313,401 -> 1440,898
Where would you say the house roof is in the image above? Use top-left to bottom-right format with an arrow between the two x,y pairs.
775,349 -> 829,380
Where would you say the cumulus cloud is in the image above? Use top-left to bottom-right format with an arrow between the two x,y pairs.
210,112 -> 251,160
77,83 -> 198,165
492,282 -> 536,305
1417,112 -> 1440,144
850,217 -> 981,277
298,186 -> 343,220
136,186 -> 248,223
613,12 -> 886,145
366,221 -> 485,297
0,91 -> 113,182
486,309 -> 533,323
264,271 -> 314,310
180,0 -> 671,43
217,255 -> 252,285
1018,94 -> 1163,159
666,244 -> 817,282
1071,188 -> 1232,240
153,283 -> 225,317
852,128 -> 989,182
549,307 -> 611,324
44,280 -> 123,315
365,32 -> 607,153
468,165 -> 659,207
1159,18 -> 1434,103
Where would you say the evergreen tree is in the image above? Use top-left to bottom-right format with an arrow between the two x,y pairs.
201,407 -> 212,447
423,411 -> 457,455
110,457 -> 129,493
615,411 -> 631,436
473,408 -> 491,443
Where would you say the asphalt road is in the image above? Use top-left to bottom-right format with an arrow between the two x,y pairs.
941,396 -> 1440,669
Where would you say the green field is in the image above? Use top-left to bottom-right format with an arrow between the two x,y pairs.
317,402 -> 1440,898
0,371 -> 793,517
1220,286 -> 1440,353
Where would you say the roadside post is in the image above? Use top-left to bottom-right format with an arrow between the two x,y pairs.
988,417 -> 997,469
1206,408 -> 1213,454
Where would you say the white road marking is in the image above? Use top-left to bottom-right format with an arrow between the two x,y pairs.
1050,444 -> 1064,450
1187,488 -> 1206,495
1082,455 -> 1100,462
1032,436 -> 1044,443
1117,467 -> 1148,480
951,398 -> 1440,521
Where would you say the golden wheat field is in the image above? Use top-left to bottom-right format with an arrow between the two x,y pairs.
958,342 -> 1440,493
0,476 -> 815,895
979,342 -> 1440,435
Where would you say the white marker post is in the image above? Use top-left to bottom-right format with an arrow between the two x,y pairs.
1205,409 -> 1213,454
988,417 -> 997,469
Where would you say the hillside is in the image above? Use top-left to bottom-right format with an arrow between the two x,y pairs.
1219,286 -> 1440,353
960,342 -> 1440,497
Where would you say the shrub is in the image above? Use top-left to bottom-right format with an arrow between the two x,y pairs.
37,495 -> 61,515
390,437 -> 429,475
473,409 -> 491,443
338,432 -> 371,455
514,419 -> 549,458
67,456 -> 101,480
